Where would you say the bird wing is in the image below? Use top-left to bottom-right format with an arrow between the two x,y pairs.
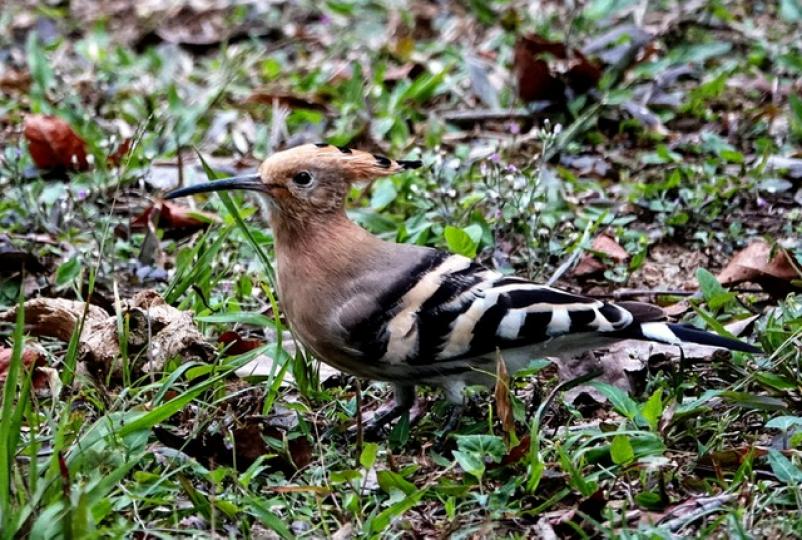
341,252 -> 637,365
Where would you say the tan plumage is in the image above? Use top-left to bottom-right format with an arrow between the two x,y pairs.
167,143 -> 761,438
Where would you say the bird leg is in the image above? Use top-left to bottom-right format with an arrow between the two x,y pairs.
434,402 -> 465,452
364,383 -> 415,440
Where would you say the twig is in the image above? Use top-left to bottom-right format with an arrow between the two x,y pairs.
355,379 -> 363,467
658,493 -> 737,532
584,287 -> 764,300
440,108 -> 542,124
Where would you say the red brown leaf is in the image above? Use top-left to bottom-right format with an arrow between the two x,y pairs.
572,233 -> 630,278
24,115 -> 89,171
717,240 -> 801,296
131,200 -> 219,240
107,138 -> 132,167
515,34 -> 601,103
218,331 -> 264,355
0,346 -> 49,390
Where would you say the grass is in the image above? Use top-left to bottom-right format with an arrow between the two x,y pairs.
2,0 -> 802,537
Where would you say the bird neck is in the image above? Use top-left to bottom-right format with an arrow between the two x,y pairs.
270,209 -> 378,283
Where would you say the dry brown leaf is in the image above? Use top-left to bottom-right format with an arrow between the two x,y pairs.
0,291 -> 213,380
107,138 -> 132,167
218,331 -> 264,355
0,242 -> 48,275
24,115 -> 89,171
717,240 -> 801,296
515,34 -> 601,103
131,200 -> 219,240
0,68 -> 32,94
572,233 -> 630,278
494,350 -> 515,438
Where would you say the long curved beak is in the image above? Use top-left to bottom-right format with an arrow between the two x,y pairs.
165,174 -> 265,199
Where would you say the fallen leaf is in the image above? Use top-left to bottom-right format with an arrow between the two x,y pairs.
572,233 -> 630,278
494,350 -> 515,438
0,243 -> 48,275
717,240 -> 801,296
154,415 -> 312,473
24,115 -> 89,171
0,346 -> 57,395
559,350 -> 645,405
0,68 -> 32,94
0,291 -> 213,380
131,200 -> 219,240
500,434 -> 531,466
218,331 -> 264,355
515,34 -> 601,103
107,138 -> 132,167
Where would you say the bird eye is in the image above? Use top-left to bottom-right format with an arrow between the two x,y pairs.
293,171 -> 313,186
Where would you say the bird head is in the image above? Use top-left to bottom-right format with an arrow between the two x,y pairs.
166,143 -> 421,223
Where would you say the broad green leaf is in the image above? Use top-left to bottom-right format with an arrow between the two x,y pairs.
719,391 -> 787,411
755,371 -> 797,391
780,0 -> 802,22
610,434 -> 635,465
330,469 -> 362,484
247,497 -> 293,539
696,268 -> 735,309
389,413 -> 411,449
588,382 -> 639,420
767,449 -> 802,484
377,470 -> 417,496
766,416 -> 802,431
55,257 -> 81,287
360,442 -> 379,470
640,389 -> 663,431
453,450 -> 485,480
456,434 -> 506,462
444,225 -> 478,258
371,178 -> 398,210
368,489 -> 425,533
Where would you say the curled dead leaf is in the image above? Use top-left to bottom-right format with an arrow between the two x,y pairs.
24,115 -> 89,171
717,240 -> 801,296
0,290 -> 213,380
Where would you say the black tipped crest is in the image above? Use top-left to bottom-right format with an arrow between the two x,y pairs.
373,154 -> 392,168
398,159 -> 423,170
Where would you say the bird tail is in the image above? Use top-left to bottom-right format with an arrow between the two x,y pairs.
630,321 -> 761,353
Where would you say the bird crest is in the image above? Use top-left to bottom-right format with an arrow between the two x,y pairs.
258,143 -> 422,184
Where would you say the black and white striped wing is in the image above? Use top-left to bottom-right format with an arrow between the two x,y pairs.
345,252 -> 634,365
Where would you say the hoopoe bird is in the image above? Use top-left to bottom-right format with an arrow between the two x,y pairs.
167,143 -> 761,437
